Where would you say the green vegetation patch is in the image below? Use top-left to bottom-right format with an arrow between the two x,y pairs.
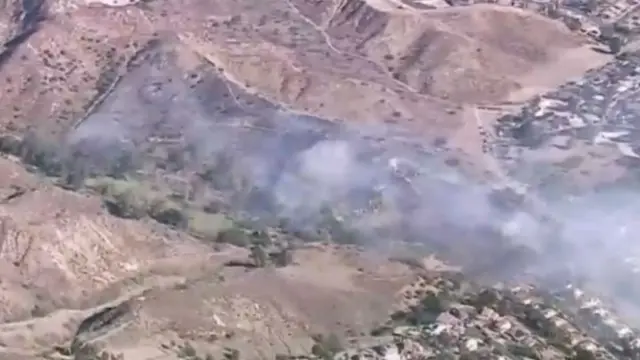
86,177 -> 235,242
186,209 -> 234,241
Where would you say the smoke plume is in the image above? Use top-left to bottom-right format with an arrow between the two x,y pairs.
40,49 -> 640,323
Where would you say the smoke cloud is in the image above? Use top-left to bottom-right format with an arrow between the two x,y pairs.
49,50 -> 640,323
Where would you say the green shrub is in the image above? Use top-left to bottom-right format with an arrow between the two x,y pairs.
271,247 -> 293,267
186,211 -> 234,241
87,178 -> 158,220
86,177 -> 149,197
421,291 -> 445,313
318,206 -> 360,244
0,134 -> 22,155
19,132 -> 63,176
250,245 -> 268,267
311,333 -> 343,360
149,199 -> 187,227
215,226 -> 250,247
105,188 -> 150,219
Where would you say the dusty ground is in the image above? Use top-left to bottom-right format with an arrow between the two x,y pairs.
0,0 -> 620,358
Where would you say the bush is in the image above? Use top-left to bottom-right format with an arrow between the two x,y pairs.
108,150 -> 137,179
0,134 -> 22,155
71,343 -> 123,360
311,333 -> 343,360
608,36 -> 623,54
87,178 -> 157,220
271,248 -> 293,267
187,211 -> 234,241
86,177 -> 146,197
215,226 -> 250,247
564,17 -> 581,32
250,245 -> 268,267
105,188 -> 150,219
250,229 -> 271,246
19,131 -> 63,176
61,164 -> 87,190
318,207 -> 360,244
421,291 -> 445,313
149,199 -> 187,227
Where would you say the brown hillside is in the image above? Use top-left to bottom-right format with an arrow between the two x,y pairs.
0,0 -> 621,358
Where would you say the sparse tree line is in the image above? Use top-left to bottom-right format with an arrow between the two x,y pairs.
217,226 -> 295,268
598,24 -> 628,55
0,131 -> 364,256
58,333 -> 345,360
0,131 -> 139,188
561,16 -> 629,55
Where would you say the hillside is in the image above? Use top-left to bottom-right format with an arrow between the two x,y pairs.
0,0 -> 608,135
0,0 -> 634,358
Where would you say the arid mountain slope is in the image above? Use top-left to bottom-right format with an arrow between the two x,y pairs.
0,0 -> 607,137
320,3 -> 599,102
0,0 -> 623,358
0,156 -> 422,359
0,159 -> 208,323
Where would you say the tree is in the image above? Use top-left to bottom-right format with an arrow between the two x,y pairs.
104,189 -> 148,219
311,333 -> 343,360
608,36 -> 623,54
61,150 -> 88,190
585,0 -> 597,13
250,245 -> 268,267
62,161 -> 87,190
0,135 -> 21,155
19,131 -> 62,176
109,150 -> 136,179
216,227 -> 250,247
250,229 -> 271,246
421,291 -> 445,313
272,247 -> 293,267
564,17 -> 581,32
599,24 -> 615,40
573,348 -> 597,360
165,147 -> 186,172
318,206 -> 360,244
223,348 -> 240,360
149,200 -> 187,228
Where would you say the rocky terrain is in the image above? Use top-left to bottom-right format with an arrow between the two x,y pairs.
0,0 -> 639,358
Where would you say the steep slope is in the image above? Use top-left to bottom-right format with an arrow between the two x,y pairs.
291,0 -> 607,103
0,0 -> 609,139
0,158 -> 215,324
